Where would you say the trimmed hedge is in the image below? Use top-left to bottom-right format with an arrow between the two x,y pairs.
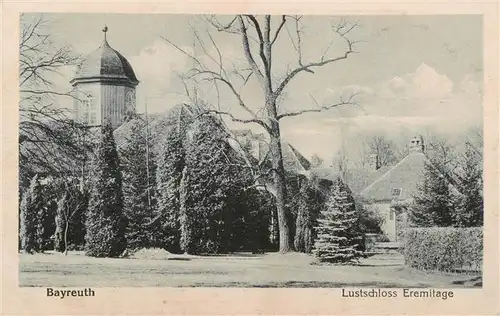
403,227 -> 483,273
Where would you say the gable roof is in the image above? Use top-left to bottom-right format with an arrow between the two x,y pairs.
231,129 -> 311,174
360,152 -> 427,202
309,165 -> 391,194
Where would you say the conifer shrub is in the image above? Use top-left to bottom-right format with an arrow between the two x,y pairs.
403,227 -> 482,272
179,115 -> 258,254
312,177 -> 363,264
409,161 -> 457,227
453,143 -> 483,227
85,121 -> 127,257
120,120 -> 156,251
155,125 -> 186,253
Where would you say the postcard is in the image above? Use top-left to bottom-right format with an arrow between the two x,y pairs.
2,1 -> 498,315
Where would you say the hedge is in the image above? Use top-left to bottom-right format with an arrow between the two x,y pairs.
403,227 -> 482,273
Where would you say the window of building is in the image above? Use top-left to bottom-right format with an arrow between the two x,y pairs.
390,188 -> 402,197
82,94 -> 97,125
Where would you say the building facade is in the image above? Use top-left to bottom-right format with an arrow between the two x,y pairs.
360,136 -> 426,241
70,27 -> 139,128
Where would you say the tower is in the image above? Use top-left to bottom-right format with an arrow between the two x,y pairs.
70,26 -> 139,128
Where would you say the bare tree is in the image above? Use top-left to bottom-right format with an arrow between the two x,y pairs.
332,144 -> 349,183
425,134 -> 462,190
360,135 -> 398,169
162,15 -> 360,252
19,14 -> 88,188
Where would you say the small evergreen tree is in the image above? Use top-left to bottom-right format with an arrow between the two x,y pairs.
454,143 -> 483,227
85,120 -> 127,257
312,177 -> 362,264
120,121 -> 155,250
409,161 -> 455,227
20,175 -> 44,253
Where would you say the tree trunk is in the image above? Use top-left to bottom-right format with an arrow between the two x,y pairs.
267,96 -> 293,252
64,217 -> 69,256
269,134 -> 292,253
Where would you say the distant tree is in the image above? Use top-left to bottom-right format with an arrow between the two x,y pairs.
425,134 -> 461,190
454,143 -> 483,227
155,125 -> 187,253
120,121 -> 156,251
409,161 -> 456,227
85,121 -> 127,257
310,154 -> 324,168
360,135 -> 398,168
312,177 -> 363,264
332,144 -> 349,182
20,175 -> 44,253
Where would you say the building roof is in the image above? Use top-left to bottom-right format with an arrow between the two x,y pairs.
71,30 -> 138,86
309,165 -> 391,194
231,129 -> 311,175
115,110 -> 311,175
360,152 -> 427,202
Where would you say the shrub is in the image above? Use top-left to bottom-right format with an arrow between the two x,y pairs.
403,227 -> 482,273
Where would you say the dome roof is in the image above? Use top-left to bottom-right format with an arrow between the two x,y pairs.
71,29 -> 138,86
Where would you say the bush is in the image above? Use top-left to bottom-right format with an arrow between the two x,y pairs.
403,227 -> 482,273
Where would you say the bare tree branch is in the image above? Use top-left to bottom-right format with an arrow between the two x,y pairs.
237,16 -> 264,81
271,15 -> 287,46
277,93 -> 359,120
193,108 -> 270,132
274,19 -> 360,98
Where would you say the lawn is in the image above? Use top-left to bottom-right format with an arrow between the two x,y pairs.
19,251 -> 481,288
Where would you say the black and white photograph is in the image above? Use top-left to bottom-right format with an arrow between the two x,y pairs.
17,12 -> 486,290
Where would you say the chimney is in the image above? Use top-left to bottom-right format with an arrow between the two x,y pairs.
409,135 -> 425,154
369,153 -> 380,170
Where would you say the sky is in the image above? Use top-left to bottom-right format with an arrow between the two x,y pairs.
28,13 -> 483,163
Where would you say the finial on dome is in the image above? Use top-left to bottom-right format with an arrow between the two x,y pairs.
102,26 -> 108,42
